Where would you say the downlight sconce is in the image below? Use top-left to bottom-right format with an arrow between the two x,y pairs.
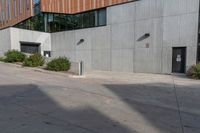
77,39 -> 85,45
137,33 -> 150,41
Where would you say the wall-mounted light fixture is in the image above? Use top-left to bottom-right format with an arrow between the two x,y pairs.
137,33 -> 150,41
77,39 -> 85,45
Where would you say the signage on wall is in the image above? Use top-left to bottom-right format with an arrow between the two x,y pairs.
44,51 -> 51,58
176,55 -> 181,62
146,43 -> 150,48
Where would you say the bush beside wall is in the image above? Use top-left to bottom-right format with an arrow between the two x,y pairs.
2,50 -> 72,73
47,57 -> 71,71
23,54 -> 45,67
4,50 -> 26,63
187,64 -> 200,79
0,57 -> 5,62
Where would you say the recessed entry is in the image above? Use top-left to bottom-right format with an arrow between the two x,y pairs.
172,47 -> 186,73
20,41 -> 41,54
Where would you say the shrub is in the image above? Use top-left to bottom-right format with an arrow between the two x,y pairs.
187,64 -> 200,79
4,50 -> 26,63
47,57 -> 71,71
23,54 -> 45,67
0,57 -> 5,62
186,65 -> 196,77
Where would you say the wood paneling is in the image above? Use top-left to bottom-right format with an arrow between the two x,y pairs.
40,0 -> 134,14
0,0 -> 33,29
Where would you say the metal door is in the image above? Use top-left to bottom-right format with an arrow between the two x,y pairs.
172,47 -> 186,73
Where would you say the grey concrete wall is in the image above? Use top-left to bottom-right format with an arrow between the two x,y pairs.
10,28 -> 51,55
0,0 -> 198,74
162,0 -> 199,73
0,28 -> 51,56
0,28 -> 11,56
51,0 -> 199,74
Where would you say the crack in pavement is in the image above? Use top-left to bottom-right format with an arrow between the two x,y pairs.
172,75 -> 185,133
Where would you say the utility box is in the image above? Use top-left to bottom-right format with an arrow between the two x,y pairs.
44,51 -> 51,58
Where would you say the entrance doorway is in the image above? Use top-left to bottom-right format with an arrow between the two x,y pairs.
172,47 -> 186,73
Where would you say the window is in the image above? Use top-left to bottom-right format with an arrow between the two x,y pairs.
52,14 -> 61,32
73,14 -> 83,29
33,0 -> 40,5
65,15 -> 74,30
82,11 -> 95,28
34,0 -> 41,15
59,14 -> 67,31
14,8 -> 107,32
98,9 -> 106,26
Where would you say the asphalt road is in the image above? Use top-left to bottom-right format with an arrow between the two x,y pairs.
0,62 -> 200,133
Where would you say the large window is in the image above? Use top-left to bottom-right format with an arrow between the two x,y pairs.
14,8 -> 107,33
33,0 -> 41,15
98,9 -> 106,26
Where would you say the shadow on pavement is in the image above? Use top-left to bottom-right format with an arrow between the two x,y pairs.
0,84 -> 133,133
1,82 -> 200,133
104,83 -> 200,133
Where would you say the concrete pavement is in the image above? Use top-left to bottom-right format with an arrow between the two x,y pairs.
0,62 -> 200,133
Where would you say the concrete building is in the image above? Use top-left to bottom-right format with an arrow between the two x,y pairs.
0,0 -> 200,74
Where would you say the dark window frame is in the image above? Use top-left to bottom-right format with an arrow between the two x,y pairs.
20,42 -> 41,54
14,8 -> 107,33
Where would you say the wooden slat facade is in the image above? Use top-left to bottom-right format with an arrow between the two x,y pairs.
0,0 -> 133,29
0,0 -> 33,29
40,0 -> 132,14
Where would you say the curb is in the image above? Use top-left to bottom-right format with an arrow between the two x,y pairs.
0,62 -> 86,79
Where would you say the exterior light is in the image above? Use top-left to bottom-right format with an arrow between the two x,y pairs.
137,33 -> 150,41
144,33 -> 150,37
77,39 -> 85,45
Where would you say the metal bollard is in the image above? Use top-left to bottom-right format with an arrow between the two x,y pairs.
79,61 -> 84,76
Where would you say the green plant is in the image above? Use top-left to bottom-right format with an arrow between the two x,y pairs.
187,64 -> 200,79
4,50 -> 26,63
23,54 -> 45,67
47,57 -> 71,71
0,57 -> 5,62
